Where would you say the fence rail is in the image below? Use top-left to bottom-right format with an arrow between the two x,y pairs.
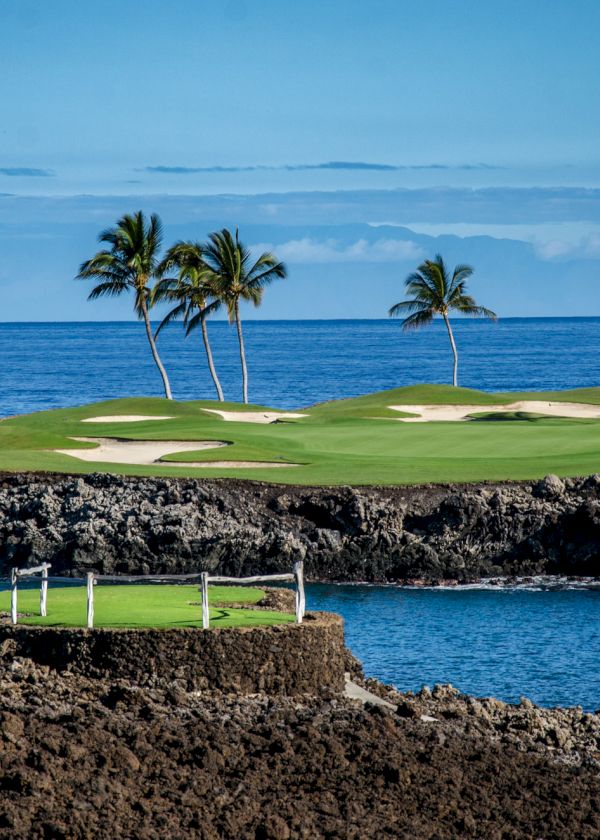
9,563 -> 51,622
199,563 -> 305,628
5,561 -> 306,629
94,572 -> 205,582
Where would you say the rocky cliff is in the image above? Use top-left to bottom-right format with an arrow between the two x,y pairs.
0,472 -> 599,580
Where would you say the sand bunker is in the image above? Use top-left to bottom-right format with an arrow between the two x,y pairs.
390,401 -> 600,422
202,409 -> 308,424
55,437 -> 298,469
55,437 -> 227,466
81,415 -> 174,423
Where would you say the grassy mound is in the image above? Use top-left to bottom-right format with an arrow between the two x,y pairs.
2,384 -> 600,484
0,584 -> 294,629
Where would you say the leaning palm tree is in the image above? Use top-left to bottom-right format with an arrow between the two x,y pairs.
76,211 -> 173,399
389,254 -> 497,386
203,228 -> 286,403
154,241 -> 224,401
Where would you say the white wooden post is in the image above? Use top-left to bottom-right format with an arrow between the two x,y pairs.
201,572 -> 209,629
40,564 -> 50,617
86,572 -> 94,629
294,560 -> 305,624
10,567 -> 17,625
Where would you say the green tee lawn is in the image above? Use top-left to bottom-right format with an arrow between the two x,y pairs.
0,584 -> 294,629
2,383 -> 600,485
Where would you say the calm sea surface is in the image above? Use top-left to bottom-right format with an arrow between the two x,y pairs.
1,317 -> 599,709
308,583 -> 600,710
0,317 -> 599,415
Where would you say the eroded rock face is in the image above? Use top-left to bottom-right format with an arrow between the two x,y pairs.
0,614 -> 346,695
0,473 -> 599,580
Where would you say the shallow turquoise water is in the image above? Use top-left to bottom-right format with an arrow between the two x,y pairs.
307,584 -> 600,710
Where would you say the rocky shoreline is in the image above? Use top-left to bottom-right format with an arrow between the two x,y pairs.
1,648 -> 598,838
0,471 -> 600,581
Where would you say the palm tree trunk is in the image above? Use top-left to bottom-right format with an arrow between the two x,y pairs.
141,299 -> 173,400
200,310 -> 224,402
234,302 -> 249,404
442,313 -> 459,387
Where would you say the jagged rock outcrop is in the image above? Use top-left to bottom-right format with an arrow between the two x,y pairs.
0,472 -> 599,580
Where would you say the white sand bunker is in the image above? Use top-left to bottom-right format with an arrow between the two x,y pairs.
55,437 -> 227,465
202,409 -> 308,424
81,415 -> 174,423
390,401 -> 600,422
55,437 -> 299,469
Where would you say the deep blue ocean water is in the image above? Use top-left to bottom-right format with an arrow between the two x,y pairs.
307,583 -> 600,710
1,317 -> 599,416
1,317 -> 599,709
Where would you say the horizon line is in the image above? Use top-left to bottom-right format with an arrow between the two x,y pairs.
0,316 -> 598,325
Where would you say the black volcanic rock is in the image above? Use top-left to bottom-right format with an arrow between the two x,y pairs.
0,472 -> 599,580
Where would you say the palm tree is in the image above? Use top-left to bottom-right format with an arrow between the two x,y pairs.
154,241 -> 225,401
203,228 -> 287,404
76,211 -> 173,399
389,254 -> 497,387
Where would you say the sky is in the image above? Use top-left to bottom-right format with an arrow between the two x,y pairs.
1,0 -> 600,319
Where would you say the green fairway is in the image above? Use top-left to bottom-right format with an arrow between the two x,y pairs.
1,384 -> 600,485
0,584 -> 294,629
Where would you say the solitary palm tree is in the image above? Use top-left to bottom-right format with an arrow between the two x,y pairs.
154,241 -> 225,401
203,228 -> 286,404
77,211 -> 173,399
389,254 -> 497,386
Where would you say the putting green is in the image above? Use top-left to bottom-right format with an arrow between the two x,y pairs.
1,384 -> 600,485
0,584 -> 294,629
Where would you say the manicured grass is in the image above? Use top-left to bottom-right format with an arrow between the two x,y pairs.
2,384 -> 600,485
0,584 -> 295,629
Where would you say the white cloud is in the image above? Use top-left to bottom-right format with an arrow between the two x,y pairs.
252,237 -> 423,264
534,233 -> 600,261
534,239 -> 576,260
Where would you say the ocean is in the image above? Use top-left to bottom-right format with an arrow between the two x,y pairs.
1,316 -> 599,416
2,317 -> 599,709
308,582 -> 600,710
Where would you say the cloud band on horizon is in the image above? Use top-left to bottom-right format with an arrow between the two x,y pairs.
0,167 -> 55,177
143,161 -> 502,175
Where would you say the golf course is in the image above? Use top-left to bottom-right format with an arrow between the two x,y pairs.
1,383 -> 600,485
0,583 -> 294,629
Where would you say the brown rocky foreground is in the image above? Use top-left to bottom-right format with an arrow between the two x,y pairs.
1,650 -> 599,839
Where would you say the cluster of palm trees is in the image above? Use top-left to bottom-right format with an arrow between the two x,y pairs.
77,212 -> 496,399
77,211 -> 287,402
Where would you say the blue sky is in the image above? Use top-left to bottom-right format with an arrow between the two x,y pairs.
1,0 -> 599,318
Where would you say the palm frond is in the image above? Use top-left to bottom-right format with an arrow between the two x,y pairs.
388,299 -> 431,317
151,276 -> 180,304
400,309 -> 435,331
184,308 -> 204,337
154,301 -> 188,339
244,260 -> 287,291
87,280 -> 129,300
455,302 -> 498,320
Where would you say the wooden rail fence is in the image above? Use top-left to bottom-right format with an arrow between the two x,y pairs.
10,563 -> 52,624
5,561 -> 306,630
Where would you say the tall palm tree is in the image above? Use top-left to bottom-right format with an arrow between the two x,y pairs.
76,211 -> 173,399
389,254 -> 497,387
203,228 -> 287,404
154,241 -> 225,401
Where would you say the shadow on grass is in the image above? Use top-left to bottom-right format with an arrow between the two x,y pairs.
470,412 -> 599,423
